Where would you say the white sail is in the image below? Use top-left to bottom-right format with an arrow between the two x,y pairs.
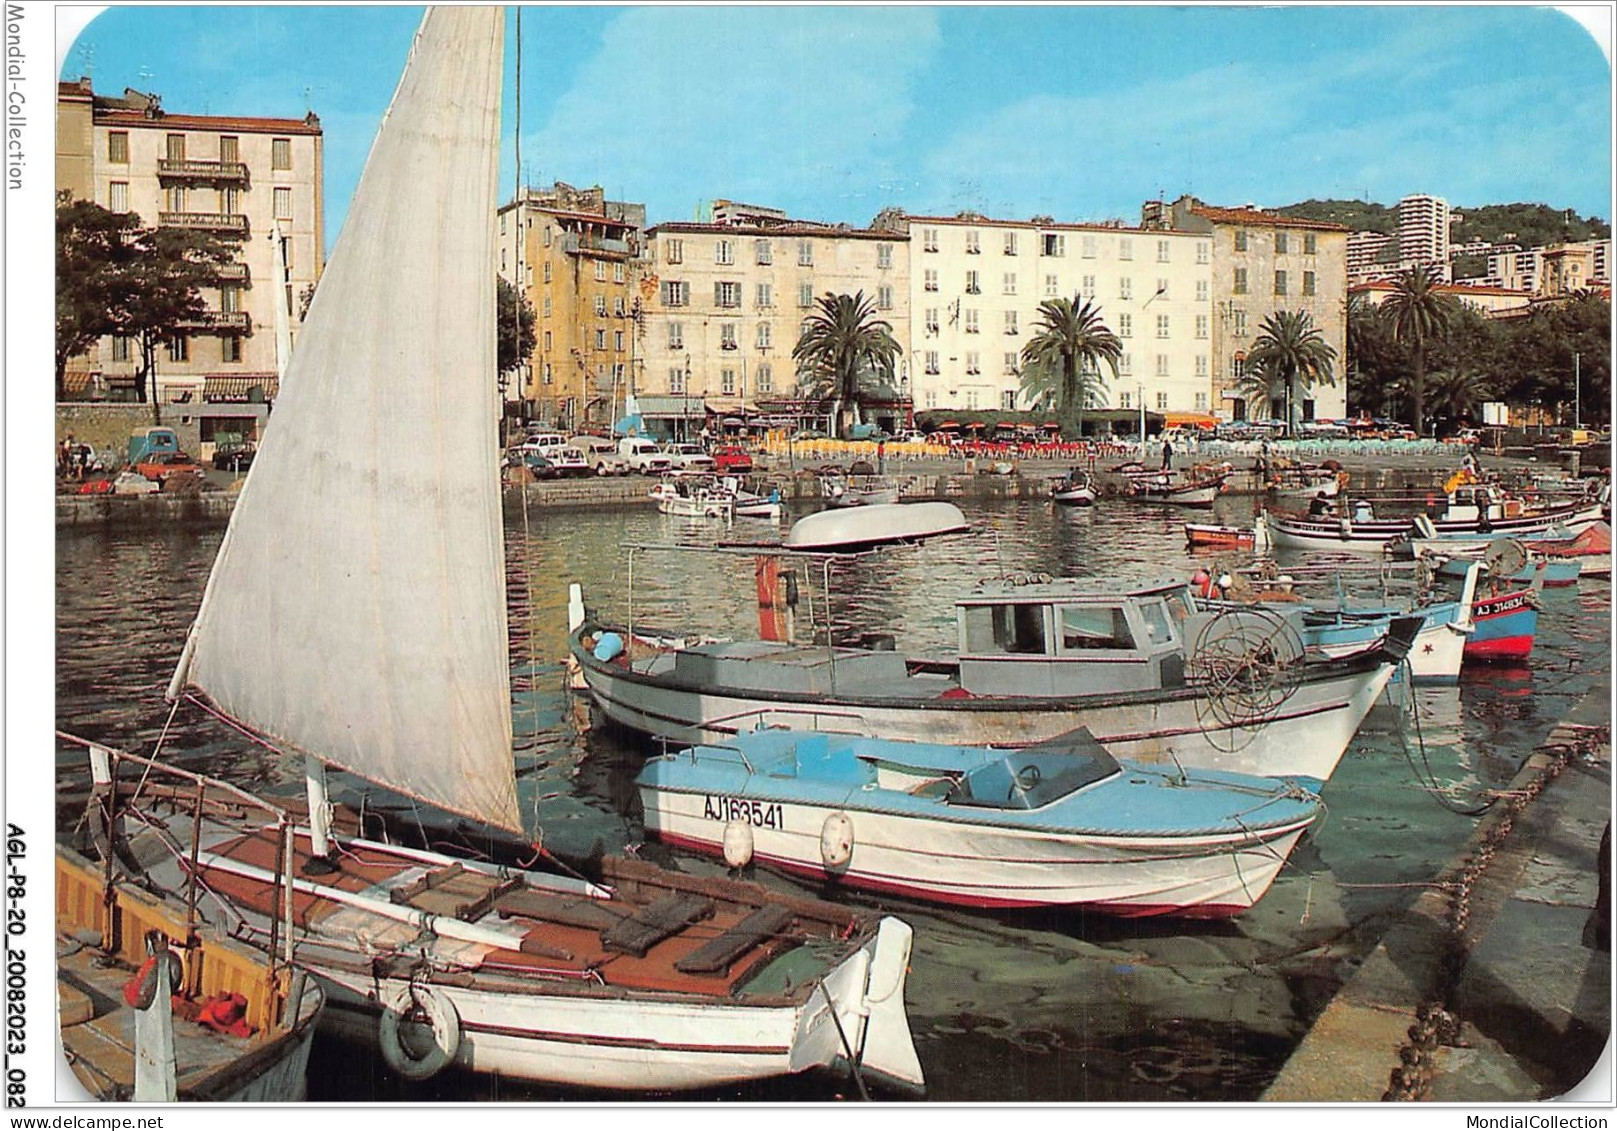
178,7 -> 519,831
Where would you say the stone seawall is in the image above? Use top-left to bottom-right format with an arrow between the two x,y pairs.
55,461 -> 1468,528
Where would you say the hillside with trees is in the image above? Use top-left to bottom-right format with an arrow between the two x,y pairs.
1274,199 -> 1609,248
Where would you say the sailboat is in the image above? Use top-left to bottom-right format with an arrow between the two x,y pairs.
70,7 -> 922,1095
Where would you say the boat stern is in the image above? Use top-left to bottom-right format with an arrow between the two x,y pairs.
788,915 -> 925,1095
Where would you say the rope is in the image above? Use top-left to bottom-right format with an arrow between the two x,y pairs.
1393,664 -> 1497,818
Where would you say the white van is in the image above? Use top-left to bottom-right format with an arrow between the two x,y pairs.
618,437 -> 673,475
573,436 -> 629,476
522,432 -> 569,455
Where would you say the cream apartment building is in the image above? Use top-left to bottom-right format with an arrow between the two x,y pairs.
1156,197 -> 1349,422
56,79 -> 324,404
638,217 -> 911,422
885,211 -> 1215,420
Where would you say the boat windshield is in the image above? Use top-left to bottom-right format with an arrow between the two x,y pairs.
948,742 -> 1119,810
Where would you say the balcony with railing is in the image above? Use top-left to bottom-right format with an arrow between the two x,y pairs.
562,232 -> 634,257
159,212 -> 250,236
174,310 -> 253,332
212,262 -> 251,284
157,159 -> 250,185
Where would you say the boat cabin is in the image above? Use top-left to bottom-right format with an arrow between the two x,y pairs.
1442,485 -> 1520,523
955,579 -> 1189,696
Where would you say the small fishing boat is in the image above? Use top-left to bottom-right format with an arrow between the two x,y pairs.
56,840 -> 324,1102
637,726 -> 1320,917
572,574 -> 1421,784
720,476 -> 784,521
1526,521 -> 1611,580
822,473 -> 900,508
1266,465 -> 1346,504
1266,483 -> 1606,552
651,477 -> 735,519
62,735 -> 925,1094
1050,468 -> 1098,506
1185,522 -> 1255,550
1127,471 -> 1225,507
1465,584 -> 1540,661
782,501 -> 968,553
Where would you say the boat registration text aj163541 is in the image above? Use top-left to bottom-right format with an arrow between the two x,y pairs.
704,796 -> 787,829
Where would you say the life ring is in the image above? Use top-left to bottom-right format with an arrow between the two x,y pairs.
378,982 -> 461,1081
820,811 -> 854,871
722,819 -> 754,868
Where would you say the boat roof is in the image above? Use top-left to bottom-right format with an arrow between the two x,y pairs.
961,575 -> 1188,604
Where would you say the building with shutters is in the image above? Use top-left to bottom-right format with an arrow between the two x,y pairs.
497,182 -> 646,432
638,212 -> 910,431
54,78 -> 323,443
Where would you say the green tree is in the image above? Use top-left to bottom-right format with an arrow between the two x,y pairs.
55,196 -> 141,400
1243,309 -> 1337,433
1018,295 -> 1121,439
118,225 -> 243,422
791,290 -> 900,438
1017,355 -> 1107,420
1345,295 -> 1406,418
496,276 -> 536,380
1380,266 -> 1457,434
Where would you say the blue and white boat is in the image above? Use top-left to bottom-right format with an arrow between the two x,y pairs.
637,726 -> 1321,918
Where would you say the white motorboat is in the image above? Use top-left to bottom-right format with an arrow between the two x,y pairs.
651,477 -> 735,519
1266,483 -> 1606,552
638,727 -> 1320,917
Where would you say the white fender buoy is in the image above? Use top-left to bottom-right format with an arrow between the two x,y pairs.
820,811 -> 854,871
378,982 -> 461,1081
722,820 -> 754,868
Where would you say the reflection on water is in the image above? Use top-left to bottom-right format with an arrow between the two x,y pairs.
54,499 -> 1610,1102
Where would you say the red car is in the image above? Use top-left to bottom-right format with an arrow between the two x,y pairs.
135,451 -> 205,486
712,445 -> 754,473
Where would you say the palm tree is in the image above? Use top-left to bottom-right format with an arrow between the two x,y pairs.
1381,266 -> 1457,434
791,291 -> 900,438
1019,296 -> 1122,439
1017,356 -> 1108,420
1244,309 -> 1338,434
1425,366 -> 1491,430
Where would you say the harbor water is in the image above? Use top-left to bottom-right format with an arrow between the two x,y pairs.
54,495 -> 1611,1102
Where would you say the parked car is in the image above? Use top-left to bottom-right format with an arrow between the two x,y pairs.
619,437 -> 673,475
711,445 -> 753,473
894,431 -> 929,444
573,436 -> 630,476
503,448 -> 558,479
661,442 -> 717,473
135,450 -> 204,486
522,432 -> 570,457
549,445 -> 592,477
212,444 -> 257,472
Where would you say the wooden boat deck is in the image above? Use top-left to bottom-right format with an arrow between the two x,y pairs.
197,828 -> 799,997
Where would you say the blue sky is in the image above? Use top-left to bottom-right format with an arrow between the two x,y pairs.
58,5 -> 1614,253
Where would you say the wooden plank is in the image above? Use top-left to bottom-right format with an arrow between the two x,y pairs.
494,889 -> 625,931
675,905 -> 794,975
601,895 -> 714,958
389,863 -> 466,906
58,981 -> 96,1027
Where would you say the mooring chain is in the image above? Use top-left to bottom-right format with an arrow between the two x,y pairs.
1382,739 -> 1585,1100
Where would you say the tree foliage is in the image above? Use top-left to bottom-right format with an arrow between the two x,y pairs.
1380,266 -> 1457,433
1018,295 -> 1121,439
56,196 -> 141,399
1240,309 -> 1337,430
55,195 -> 242,420
791,290 -> 900,438
1347,290 -> 1610,430
496,276 -> 536,380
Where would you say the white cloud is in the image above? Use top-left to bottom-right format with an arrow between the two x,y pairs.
522,7 -> 940,223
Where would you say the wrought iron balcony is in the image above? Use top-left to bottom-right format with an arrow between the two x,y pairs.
159,212 -> 250,235
213,262 -> 251,283
174,310 -> 253,332
157,159 -> 250,184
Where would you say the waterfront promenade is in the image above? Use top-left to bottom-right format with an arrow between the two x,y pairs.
1265,688 -> 1612,1102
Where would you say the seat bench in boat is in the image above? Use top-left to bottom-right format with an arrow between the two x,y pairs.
391,862 -> 523,921
675,905 -> 794,974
